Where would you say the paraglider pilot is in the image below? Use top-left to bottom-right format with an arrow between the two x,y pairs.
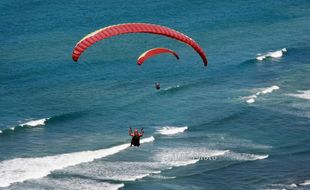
128,127 -> 144,147
155,83 -> 160,90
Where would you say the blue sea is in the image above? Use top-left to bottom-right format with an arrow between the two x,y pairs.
1,0 -> 310,189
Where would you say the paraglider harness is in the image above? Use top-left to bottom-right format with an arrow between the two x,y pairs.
128,127 -> 144,147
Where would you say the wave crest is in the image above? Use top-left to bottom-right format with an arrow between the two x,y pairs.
20,118 -> 49,127
157,126 -> 188,135
256,48 -> 287,61
0,118 -> 49,136
243,85 -> 280,104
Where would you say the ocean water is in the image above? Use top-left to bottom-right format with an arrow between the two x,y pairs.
1,0 -> 310,189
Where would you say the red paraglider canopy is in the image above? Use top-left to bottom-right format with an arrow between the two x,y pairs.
137,48 -> 179,65
72,23 -> 208,66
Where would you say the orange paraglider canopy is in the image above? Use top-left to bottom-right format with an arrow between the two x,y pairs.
72,23 -> 208,66
137,48 -> 179,65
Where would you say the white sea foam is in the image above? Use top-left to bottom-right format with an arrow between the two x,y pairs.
154,148 -> 229,167
150,175 -> 176,180
300,179 -> 310,186
141,136 -> 155,143
205,133 -> 272,149
224,152 -> 268,161
267,179 -> 310,189
267,183 -> 297,190
243,96 -> 257,104
256,48 -> 287,61
0,130 -> 3,134
166,149 -> 228,167
289,183 -> 298,188
10,127 -> 15,131
243,85 -> 280,104
20,118 -> 49,127
157,126 -> 188,135
62,147 -> 220,184
259,85 -> 280,95
0,136 -> 155,188
8,177 -> 124,190
287,90 -> 310,100
169,159 -> 200,167
63,161 -> 164,182
163,85 -> 180,91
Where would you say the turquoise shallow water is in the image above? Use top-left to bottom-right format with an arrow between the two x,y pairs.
1,0 -> 310,189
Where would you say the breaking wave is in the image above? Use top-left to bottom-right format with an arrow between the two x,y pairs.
265,179 -> 310,190
157,126 -> 188,135
243,85 -> 280,104
149,175 -> 176,180
0,136 -> 155,188
0,118 -> 49,136
256,48 -> 287,61
19,118 -> 49,127
300,179 -> 310,186
0,111 -> 87,136
287,90 -> 310,100
50,148 -> 225,185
